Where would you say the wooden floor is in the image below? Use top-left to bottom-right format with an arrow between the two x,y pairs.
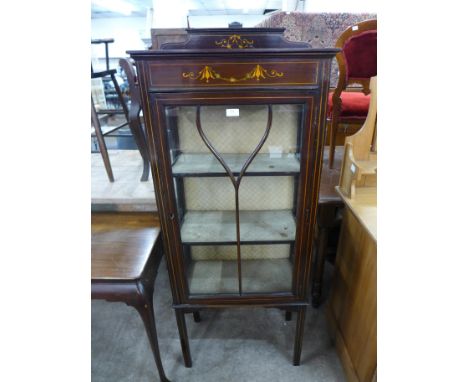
92,150 -> 156,212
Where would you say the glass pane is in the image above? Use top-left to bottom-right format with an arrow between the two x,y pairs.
185,245 -> 239,295
240,104 -> 301,293
165,103 -> 303,296
240,245 -> 294,293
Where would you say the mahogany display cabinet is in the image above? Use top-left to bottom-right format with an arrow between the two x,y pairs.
129,28 -> 338,366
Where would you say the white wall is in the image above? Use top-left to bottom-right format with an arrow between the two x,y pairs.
152,0 -> 187,28
91,0 -> 377,68
151,0 -> 268,28
188,14 -> 268,28
91,16 -> 148,65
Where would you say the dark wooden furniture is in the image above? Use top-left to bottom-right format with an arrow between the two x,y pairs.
311,147 -> 344,307
119,58 -> 150,181
91,97 -> 115,181
91,212 -> 170,382
92,38 -> 114,71
129,28 -> 338,367
150,28 -> 188,50
91,38 -> 128,182
91,39 -> 150,182
91,39 -> 129,182
328,19 -> 377,168
91,39 -> 130,119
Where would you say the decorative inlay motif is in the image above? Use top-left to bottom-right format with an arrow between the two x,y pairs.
182,65 -> 284,83
214,34 -> 254,49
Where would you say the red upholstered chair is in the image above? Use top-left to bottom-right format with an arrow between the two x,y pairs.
328,19 -> 377,168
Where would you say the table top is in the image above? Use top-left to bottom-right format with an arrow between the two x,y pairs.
91,213 -> 161,280
336,186 -> 377,242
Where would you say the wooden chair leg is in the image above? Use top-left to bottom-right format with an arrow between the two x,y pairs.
110,72 -> 129,119
193,311 -> 201,323
91,97 -> 114,182
293,306 -> 306,366
134,299 -> 171,382
329,99 -> 342,169
312,226 -> 328,308
128,106 -> 150,182
328,120 -> 338,169
175,310 -> 192,367
141,157 -> 150,182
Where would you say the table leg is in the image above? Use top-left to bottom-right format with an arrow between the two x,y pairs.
133,288 -> 171,382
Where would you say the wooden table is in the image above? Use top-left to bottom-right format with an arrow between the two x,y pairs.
311,146 -> 344,307
91,212 -> 170,382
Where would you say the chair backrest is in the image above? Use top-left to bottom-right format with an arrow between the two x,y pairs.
119,58 -> 141,105
335,19 -> 377,95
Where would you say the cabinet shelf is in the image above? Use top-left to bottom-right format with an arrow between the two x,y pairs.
188,258 -> 293,294
180,210 -> 296,245
172,153 -> 300,177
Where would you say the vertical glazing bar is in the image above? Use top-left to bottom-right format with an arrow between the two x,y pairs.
234,187 -> 242,294
195,105 -> 273,296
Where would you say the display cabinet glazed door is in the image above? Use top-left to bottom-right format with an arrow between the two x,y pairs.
150,93 -> 320,302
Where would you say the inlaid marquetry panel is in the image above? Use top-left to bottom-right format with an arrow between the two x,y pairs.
148,60 -> 319,89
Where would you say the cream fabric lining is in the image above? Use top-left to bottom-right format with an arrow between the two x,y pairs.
184,177 -> 294,211
190,244 -> 292,261
177,105 -> 300,154
176,104 -> 300,260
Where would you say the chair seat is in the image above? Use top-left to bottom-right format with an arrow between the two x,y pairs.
328,91 -> 371,119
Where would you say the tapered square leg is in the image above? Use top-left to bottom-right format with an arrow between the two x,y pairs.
175,310 -> 192,367
193,311 -> 201,322
293,307 -> 306,366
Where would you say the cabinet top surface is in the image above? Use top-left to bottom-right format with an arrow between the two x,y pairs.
336,186 -> 377,242
128,48 -> 340,58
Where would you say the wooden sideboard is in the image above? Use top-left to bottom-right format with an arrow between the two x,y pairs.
326,187 -> 376,382
327,76 -> 377,382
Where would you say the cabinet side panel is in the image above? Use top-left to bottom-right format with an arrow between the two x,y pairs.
327,207 -> 377,382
